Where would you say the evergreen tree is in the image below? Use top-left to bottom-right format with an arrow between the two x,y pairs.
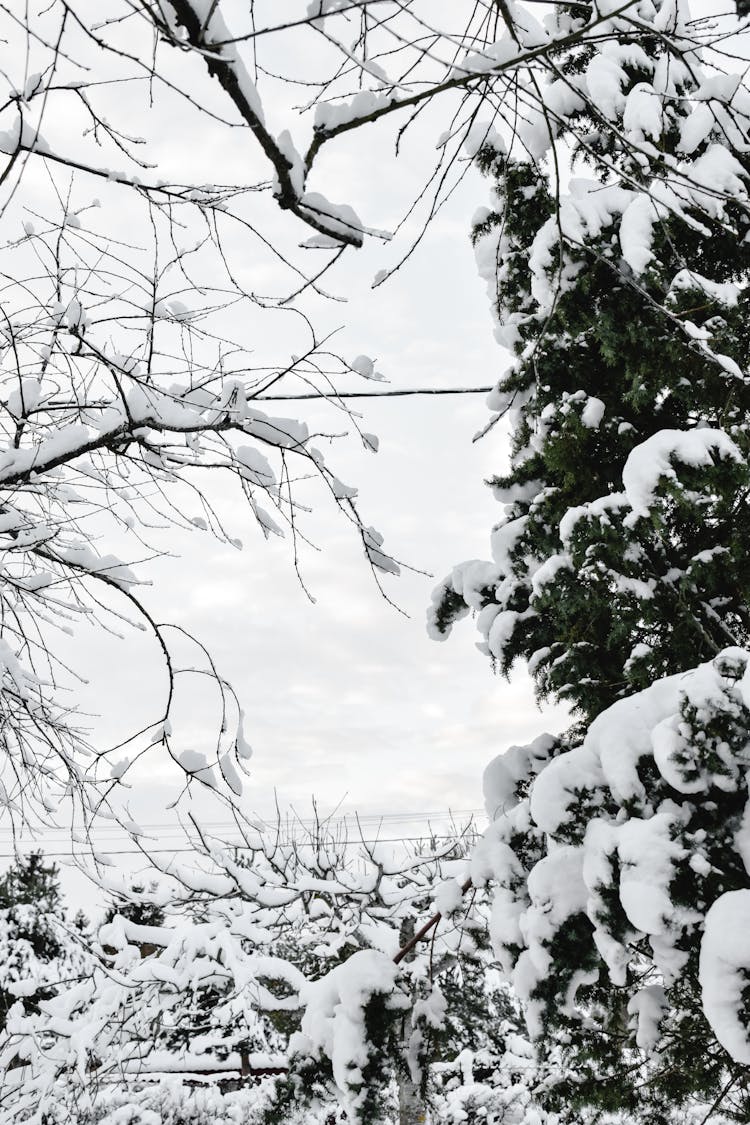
430,20 -> 750,726
0,852 -> 65,1030
430,1 -> 750,1120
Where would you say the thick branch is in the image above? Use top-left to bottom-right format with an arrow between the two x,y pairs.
162,0 -> 363,247
159,0 -> 640,249
393,877 -> 472,965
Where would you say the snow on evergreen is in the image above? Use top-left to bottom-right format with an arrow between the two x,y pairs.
3,0 -> 750,1121
430,0 -> 750,1119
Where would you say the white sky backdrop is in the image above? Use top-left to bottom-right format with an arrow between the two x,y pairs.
0,2 -> 572,899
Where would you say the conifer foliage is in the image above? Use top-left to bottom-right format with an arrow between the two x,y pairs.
1,853 -> 62,1029
0,852 -> 87,1035
430,1 -> 750,1120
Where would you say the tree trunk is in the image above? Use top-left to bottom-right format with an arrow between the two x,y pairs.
398,1074 -> 426,1125
397,917 -> 426,1124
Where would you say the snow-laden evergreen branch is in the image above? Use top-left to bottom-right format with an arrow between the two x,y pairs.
430,1 -> 750,1119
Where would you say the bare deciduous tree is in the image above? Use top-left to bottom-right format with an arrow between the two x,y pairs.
2,1 -> 744,827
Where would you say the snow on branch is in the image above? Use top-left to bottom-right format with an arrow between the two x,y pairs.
0,169 -> 398,833
140,0 -> 661,253
0,819 -> 514,1125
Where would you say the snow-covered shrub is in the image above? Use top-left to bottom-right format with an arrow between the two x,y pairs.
0,831 -> 555,1125
473,650 -> 750,1119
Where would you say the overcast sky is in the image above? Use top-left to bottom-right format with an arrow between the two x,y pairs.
0,3 -> 572,896
8,202 -> 570,880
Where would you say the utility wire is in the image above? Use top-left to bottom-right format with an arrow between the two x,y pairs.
0,828 -> 481,859
0,811 -> 484,841
255,385 -> 494,401
0,833 -> 481,859
0,809 -> 484,832
0,811 -> 484,859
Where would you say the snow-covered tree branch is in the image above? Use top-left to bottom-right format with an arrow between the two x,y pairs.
0,822 -> 550,1125
3,0 -> 750,1122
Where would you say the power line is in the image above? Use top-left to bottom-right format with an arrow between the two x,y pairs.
0,810 -> 485,840
255,385 -> 493,401
0,808 -> 484,832
0,833 -> 480,860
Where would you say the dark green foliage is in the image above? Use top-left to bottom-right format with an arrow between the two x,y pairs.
0,851 -> 63,954
430,6 -> 750,1123
102,882 -> 165,929
0,852 -> 64,1030
268,988 -> 402,1125
433,68 -> 750,729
